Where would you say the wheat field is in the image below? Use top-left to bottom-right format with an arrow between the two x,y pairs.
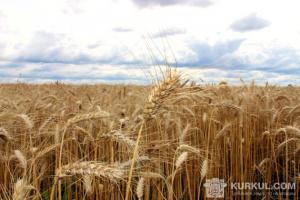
0,69 -> 299,199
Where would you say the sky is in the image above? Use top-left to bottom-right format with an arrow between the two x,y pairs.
0,0 -> 300,85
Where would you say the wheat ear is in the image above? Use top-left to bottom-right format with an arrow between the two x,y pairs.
12,178 -> 33,200
0,127 -> 12,142
59,161 -> 125,182
175,152 -> 188,169
136,177 -> 144,200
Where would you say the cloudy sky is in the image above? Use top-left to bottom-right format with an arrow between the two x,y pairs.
0,0 -> 300,85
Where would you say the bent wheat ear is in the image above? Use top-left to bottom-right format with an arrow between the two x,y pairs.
17,114 -> 33,129
14,150 -> 27,169
143,69 -> 184,118
288,104 -> 300,117
101,130 -> 136,148
0,127 -> 12,142
140,172 -> 165,180
60,162 -> 126,182
39,116 -> 54,132
67,111 -> 110,125
285,126 -> 300,137
258,158 -> 271,169
117,156 -> 150,169
175,152 -> 188,168
177,144 -> 202,155
215,123 -> 232,139
276,138 -> 300,154
275,126 -> 300,137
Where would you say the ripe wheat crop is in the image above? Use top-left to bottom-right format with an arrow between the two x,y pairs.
0,69 -> 299,199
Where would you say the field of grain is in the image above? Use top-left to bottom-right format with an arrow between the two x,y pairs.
0,69 -> 299,199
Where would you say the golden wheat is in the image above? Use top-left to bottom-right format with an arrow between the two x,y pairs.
0,70 -> 299,200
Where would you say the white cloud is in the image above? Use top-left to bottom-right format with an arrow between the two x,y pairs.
151,27 -> 186,38
0,0 -> 299,85
62,0 -> 85,14
230,13 -> 270,32
0,11 -> 4,30
112,27 -> 134,32
130,0 -> 213,8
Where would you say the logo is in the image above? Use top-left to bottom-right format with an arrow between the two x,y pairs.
204,178 -> 227,198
